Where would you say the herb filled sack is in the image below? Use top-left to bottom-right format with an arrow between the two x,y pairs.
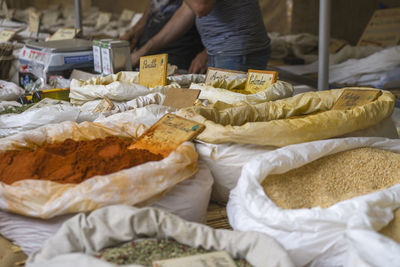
27,206 -> 295,267
0,120 -> 198,219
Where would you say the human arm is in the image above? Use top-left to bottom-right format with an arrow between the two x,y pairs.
188,49 -> 208,74
131,2 -> 196,67
120,3 -> 151,51
184,0 -> 215,18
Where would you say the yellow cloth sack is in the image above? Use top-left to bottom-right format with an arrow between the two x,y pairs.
178,88 -> 395,147
0,120 -> 198,219
190,80 -> 293,105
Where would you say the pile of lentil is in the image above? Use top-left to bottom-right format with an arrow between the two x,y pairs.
95,238 -> 251,266
262,147 -> 400,209
0,136 -> 164,184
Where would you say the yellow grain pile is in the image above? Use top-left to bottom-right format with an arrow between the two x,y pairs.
262,147 -> 400,209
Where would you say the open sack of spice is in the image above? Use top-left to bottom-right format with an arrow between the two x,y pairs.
26,205 -> 295,267
0,118 -> 200,219
179,88 -> 398,203
227,137 -> 400,267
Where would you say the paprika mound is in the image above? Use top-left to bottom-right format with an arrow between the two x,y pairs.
0,136 -> 164,185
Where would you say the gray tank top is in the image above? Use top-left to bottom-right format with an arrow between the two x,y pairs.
195,0 -> 270,56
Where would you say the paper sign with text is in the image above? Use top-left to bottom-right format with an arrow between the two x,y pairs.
245,69 -> 278,94
49,28 -> 79,41
128,113 -> 205,157
205,67 -> 245,85
331,89 -> 382,110
120,9 -> 135,22
139,54 -> 168,88
163,88 -> 201,109
358,8 -> 400,47
96,12 -> 112,28
28,9 -> 41,33
0,30 -> 16,42
153,251 -> 237,267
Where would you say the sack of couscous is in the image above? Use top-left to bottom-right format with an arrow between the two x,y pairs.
227,137 -> 400,267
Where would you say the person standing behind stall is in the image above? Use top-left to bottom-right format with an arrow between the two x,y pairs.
131,0 -> 271,73
121,0 -> 204,71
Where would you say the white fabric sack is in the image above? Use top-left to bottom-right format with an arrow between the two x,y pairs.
95,104 -> 176,127
329,46 -> 400,85
0,104 -> 99,138
27,205 -> 295,267
0,80 -> 24,101
167,74 -> 205,87
190,80 -> 294,105
0,160 -> 213,255
0,104 -> 98,138
79,92 -> 165,114
198,116 -> 398,203
227,137 -> 400,267
69,71 -> 178,105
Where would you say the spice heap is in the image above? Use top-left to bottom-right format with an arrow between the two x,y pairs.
96,238 -> 252,267
262,147 -> 400,209
0,136 -> 164,185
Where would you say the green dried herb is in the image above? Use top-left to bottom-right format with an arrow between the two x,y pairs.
95,238 -> 252,267
0,104 -> 34,115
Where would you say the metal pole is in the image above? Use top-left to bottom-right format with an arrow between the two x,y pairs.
75,0 -> 82,33
318,0 -> 331,90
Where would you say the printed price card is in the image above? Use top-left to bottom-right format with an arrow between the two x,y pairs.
153,251 -> 237,267
139,53 -> 168,88
245,69 -> 278,94
0,30 -> 16,42
28,9 -> 41,33
331,89 -> 382,110
49,28 -> 79,41
205,67 -> 245,85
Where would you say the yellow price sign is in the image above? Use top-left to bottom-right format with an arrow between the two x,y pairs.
245,69 -> 278,94
139,53 -> 168,88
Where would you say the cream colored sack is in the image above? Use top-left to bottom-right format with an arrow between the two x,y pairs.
190,80 -> 293,105
0,120 -> 198,219
179,88 -> 395,147
27,206 -> 295,267
69,71 -> 178,105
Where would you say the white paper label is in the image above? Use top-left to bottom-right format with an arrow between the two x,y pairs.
101,47 -> 112,75
93,45 -> 102,73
